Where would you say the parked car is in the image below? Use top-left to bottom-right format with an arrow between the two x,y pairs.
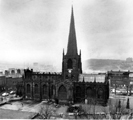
2,92 -> 9,96
67,104 -> 84,115
10,91 -> 16,94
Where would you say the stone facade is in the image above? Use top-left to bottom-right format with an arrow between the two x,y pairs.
23,7 -> 109,105
108,70 -> 133,95
23,69 -> 62,101
73,80 -> 109,105
108,70 -> 130,88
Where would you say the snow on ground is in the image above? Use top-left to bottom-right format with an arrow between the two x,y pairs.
0,100 -> 65,114
0,108 -> 36,119
0,101 -> 41,112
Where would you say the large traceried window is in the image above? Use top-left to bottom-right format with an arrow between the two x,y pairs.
76,86 -> 82,97
58,85 -> 67,100
43,84 -> 48,95
97,88 -> 104,99
51,85 -> 54,96
86,87 -> 93,98
27,84 -> 30,93
34,84 -> 39,94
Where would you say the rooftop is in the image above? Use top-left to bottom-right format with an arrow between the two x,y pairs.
79,74 -> 106,83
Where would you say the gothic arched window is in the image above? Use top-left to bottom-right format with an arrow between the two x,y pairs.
43,84 -> 48,95
76,86 -> 82,97
86,87 -> 93,97
58,85 -> 67,100
34,84 -> 39,94
27,84 -> 30,93
97,88 -> 103,99
51,85 -> 54,96
67,59 -> 73,69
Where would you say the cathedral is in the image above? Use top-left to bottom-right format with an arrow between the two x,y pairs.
23,7 -> 109,105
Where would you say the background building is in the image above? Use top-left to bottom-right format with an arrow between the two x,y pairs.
107,70 -> 133,95
0,76 -> 6,92
23,69 -> 61,101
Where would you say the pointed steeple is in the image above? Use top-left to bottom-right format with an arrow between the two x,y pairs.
67,6 -> 78,56
83,77 -> 85,82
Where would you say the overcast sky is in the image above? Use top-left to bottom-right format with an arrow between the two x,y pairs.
0,0 -> 133,71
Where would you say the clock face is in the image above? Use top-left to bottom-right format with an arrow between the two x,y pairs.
68,69 -> 72,73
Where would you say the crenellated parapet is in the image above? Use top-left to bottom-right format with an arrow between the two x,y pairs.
23,68 -> 62,83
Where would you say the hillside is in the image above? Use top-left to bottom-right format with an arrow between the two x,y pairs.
84,59 -> 133,72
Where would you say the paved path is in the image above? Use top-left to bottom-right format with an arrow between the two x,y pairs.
56,106 -> 68,115
120,115 -> 129,120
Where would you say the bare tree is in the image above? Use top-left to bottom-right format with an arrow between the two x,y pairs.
81,99 -> 96,119
39,103 -> 56,119
81,104 -> 91,119
126,98 -> 130,109
102,108 -> 112,120
108,99 -> 127,119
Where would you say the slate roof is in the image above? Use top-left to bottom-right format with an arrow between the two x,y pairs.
79,74 -> 106,83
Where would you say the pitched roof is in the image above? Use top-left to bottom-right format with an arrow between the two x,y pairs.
79,74 -> 106,83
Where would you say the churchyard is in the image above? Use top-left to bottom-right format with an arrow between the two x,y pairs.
0,94 -> 133,119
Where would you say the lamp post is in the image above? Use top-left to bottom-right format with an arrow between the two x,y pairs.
118,99 -> 121,113
115,99 -> 121,119
115,79 -> 116,95
126,98 -> 130,114
74,110 -> 78,119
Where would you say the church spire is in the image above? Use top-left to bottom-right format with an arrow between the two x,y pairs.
67,6 -> 78,56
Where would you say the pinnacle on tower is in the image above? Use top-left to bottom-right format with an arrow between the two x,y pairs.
63,48 -> 65,55
67,6 -> 78,56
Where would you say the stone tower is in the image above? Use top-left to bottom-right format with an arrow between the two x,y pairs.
62,7 -> 82,81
